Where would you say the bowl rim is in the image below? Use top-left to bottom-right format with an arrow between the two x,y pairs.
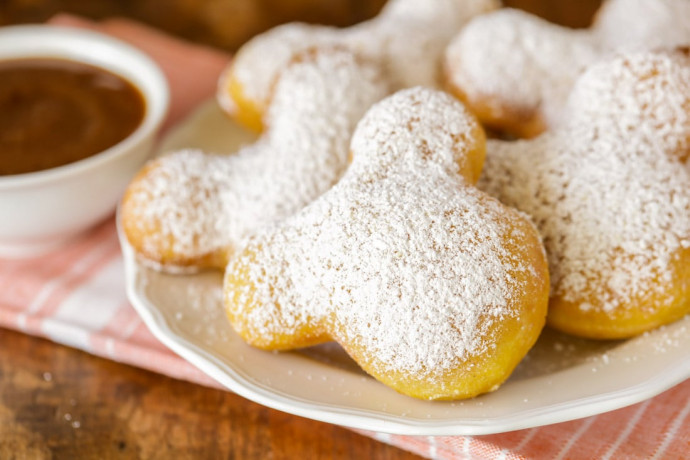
0,24 -> 170,189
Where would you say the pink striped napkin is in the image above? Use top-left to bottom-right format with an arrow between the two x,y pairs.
1,16 -> 688,460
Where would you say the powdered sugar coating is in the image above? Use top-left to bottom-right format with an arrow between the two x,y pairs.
222,24 -> 338,114
444,0 -> 690,135
224,0 -> 498,113
594,0 -> 690,51
479,50 -> 690,315
225,88 -> 549,398
122,49 -> 389,267
445,9 -> 601,130
346,0 -> 499,91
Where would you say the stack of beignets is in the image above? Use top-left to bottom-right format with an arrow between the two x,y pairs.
119,0 -> 690,400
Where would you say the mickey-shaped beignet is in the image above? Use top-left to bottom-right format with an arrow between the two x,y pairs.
444,0 -> 690,138
219,0 -> 498,132
479,49 -> 690,339
224,88 -> 550,400
121,49 -> 388,270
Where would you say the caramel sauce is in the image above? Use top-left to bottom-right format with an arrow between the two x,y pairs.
0,58 -> 145,176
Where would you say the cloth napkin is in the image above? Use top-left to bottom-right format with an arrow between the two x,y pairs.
0,16 -> 687,460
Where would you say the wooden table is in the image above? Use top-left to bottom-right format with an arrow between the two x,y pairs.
0,329 -> 422,459
0,1 -> 603,458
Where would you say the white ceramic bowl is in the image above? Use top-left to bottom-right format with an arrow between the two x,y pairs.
0,25 -> 169,257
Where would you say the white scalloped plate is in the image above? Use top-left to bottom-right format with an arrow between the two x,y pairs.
121,100 -> 690,435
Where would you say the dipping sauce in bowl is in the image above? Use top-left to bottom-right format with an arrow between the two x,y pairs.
0,58 -> 146,176
0,25 -> 168,258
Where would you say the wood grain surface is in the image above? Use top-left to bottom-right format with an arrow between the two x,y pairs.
0,1 -> 603,458
0,329 -> 422,459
